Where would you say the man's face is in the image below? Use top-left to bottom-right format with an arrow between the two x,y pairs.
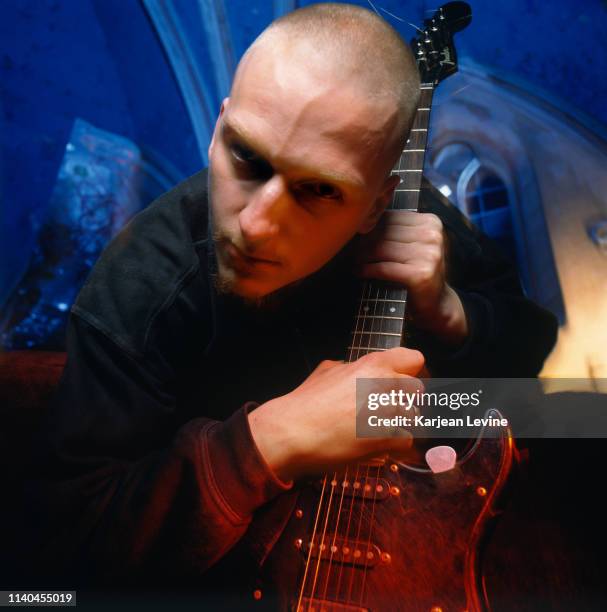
208,37 -> 401,299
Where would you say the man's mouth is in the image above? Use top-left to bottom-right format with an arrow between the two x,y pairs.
225,241 -> 280,267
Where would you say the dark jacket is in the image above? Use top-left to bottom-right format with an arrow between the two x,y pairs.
17,168 -> 557,591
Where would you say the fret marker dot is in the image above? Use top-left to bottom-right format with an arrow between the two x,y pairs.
389,307 -> 396,313
363,306 -> 369,312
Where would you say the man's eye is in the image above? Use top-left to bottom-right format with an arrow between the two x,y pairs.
230,143 -> 272,178
231,143 -> 259,163
298,182 -> 341,201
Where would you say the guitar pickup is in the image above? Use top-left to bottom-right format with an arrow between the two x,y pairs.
301,535 -> 381,568
314,476 -> 391,501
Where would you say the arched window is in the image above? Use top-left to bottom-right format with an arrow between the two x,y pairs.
430,143 -> 518,270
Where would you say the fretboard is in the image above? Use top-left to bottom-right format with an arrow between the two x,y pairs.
347,84 -> 435,363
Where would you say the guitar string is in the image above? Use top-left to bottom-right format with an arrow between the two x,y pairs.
318,464 -> 350,603
298,279 -> 370,610
332,462 -> 362,602
356,148 -> 405,606
343,274 -> 381,604
317,276 -> 373,604
359,282 -> 397,605
295,473 -> 329,612
312,278 -> 372,608
329,279 -> 371,604
307,469 -> 338,607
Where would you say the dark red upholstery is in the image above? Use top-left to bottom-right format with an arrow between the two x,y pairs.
0,350 -> 66,476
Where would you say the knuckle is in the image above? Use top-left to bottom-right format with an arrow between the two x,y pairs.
427,213 -> 443,229
427,229 -> 443,245
428,245 -> 443,264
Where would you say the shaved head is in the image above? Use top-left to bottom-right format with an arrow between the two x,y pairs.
207,3 -> 422,299
234,2 -> 420,168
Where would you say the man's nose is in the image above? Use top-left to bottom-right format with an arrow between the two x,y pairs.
239,174 -> 289,246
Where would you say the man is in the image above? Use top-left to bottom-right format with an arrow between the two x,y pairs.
17,2 -> 556,605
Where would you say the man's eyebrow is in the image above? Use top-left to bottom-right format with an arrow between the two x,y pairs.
221,116 -> 365,190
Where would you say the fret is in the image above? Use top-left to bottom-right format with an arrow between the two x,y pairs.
348,336 -> 402,353
417,108 -> 431,111
394,173 -> 423,192
419,88 -> 435,103
395,175 -> 423,187
411,114 -> 430,129
392,169 -> 423,173
352,323 -> 402,337
397,150 -> 424,168
361,300 -> 407,310
361,298 -> 406,304
347,346 -> 388,352
410,128 -> 428,132
405,132 -> 429,151
357,315 -> 402,321
392,192 -> 420,211
353,331 -> 401,337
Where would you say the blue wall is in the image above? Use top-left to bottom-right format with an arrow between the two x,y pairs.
1,0 -> 606,323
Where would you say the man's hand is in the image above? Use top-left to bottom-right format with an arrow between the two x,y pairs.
358,210 -> 468,346
248,347 -> 424,482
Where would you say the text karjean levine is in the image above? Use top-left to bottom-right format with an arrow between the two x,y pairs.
367,414 -> 509,430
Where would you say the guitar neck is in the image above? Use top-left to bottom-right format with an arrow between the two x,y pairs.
346,84 -> 435,363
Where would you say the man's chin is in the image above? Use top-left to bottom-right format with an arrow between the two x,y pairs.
213,271 -> 274,305
212,270 -> 298,310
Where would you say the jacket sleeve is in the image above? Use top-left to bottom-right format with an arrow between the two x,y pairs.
22,311 -> 291,586
408,179 -> 559,377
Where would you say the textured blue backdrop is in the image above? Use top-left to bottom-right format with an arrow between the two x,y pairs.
1,0 -> 606,324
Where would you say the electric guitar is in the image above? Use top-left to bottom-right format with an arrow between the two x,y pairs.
248,4 -> 514,610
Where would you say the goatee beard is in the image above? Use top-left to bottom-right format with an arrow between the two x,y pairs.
211,270 -> 293,311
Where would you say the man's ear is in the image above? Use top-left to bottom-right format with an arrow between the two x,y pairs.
208,97 -> 230,159
357,173 -> 401,234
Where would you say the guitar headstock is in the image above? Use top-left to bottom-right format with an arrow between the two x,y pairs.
410,2 -> 472,85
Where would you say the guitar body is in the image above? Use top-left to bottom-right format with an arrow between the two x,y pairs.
256,415 -> 514,612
